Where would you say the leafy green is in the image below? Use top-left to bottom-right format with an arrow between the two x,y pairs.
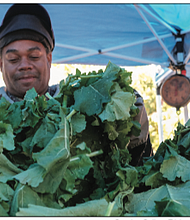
99,90 -> 135,122
70,112 -> 86,135
155,197 -> 190,216
16,199 -> 110,216
160,154 -> 190,182
1,61 -> 190,217
125,180 -> 190,216
73,63 -> 118,116
10,183 -> 45,216
0,153 -> 22,183
0,61 -> 141,216
14,164 -> 46,187
0,122 -> 15,152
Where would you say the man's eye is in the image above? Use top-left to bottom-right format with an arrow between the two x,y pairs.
9,58 -> 18,63
30,55 -> 40,59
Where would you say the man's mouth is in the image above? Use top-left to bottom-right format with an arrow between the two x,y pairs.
18,75 -> 37,84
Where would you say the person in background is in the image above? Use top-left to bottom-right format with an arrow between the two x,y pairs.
128,89 -> 153,166
0,3 -> 153,166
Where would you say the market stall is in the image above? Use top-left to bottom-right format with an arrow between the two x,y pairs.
0,3 -> 190,217
1,3 -> 190,141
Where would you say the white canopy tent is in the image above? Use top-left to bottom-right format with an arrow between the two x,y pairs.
0,3 -> 190,142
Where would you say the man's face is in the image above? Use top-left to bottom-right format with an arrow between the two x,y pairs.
0,40 -> 52,98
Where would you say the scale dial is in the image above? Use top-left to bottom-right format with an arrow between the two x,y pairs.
160,74 -> 190,109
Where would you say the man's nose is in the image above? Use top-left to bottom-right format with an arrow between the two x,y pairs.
18,57 -> 33,71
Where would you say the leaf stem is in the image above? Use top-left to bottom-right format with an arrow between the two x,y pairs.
62,95 -> 67,108
66,109 -> 77,120
45,92 -> 53,99
104,201 -> 115,216
86,149 -> 103,157
70,149 -> 103,162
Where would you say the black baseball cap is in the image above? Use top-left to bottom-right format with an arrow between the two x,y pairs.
0,4 -> 55,51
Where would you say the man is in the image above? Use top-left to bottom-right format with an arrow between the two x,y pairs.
0,3 -> 59,103
128,89 -> 153,166
0,3 -> 153,165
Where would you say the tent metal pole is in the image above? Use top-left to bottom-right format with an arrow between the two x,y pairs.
56,33 -> 173,54
136,4 -> 178,35
134,4 -> 177,66
53,47 -> 168,65
102,52 -> 166,66
54,51 -> 99,63
181,28 -> 190,35
184,105 -> 189,124
184,51 -> 190,65
54,50 -> 167,65
101,33 -> 173,53
156,93 -> 164,143
55,43 -> 93,52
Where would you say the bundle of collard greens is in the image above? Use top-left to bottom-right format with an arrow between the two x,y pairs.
1,61 -> 190,217
0,61 -> 141,216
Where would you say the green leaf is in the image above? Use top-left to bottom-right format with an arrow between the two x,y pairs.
38,193 -> 61,209
160,155 -> 190,182
0,97 -> 11,122
75,142 -> 91,155
142,171 -> 165,188
125,181 -> 190,216
29,109 -> 71,194
153,140 -> 178,162
32,156 -> 70,194
93,160 -> 106,189
0,182 -> 14,202
30,116 -> 57,149
23,87 -> 38,101
178,131 -> 190,149
0,204 -> 9,216
32,124 -> 70,171
99,90 -> 135,122
21,102 -> 41,128
0,153 -> 22,183
0,183 -> 14,216
70,112 -> 86,135
130,105 -> 140,117
116,120 -> 134,148
103,61 -> 120,77
10,183 -> 45,216
73,63 -> 118,116
19,136 -> 33,156
69,154 -> 93,179
14,164 -> 46,188
117,165 -> 138,187
103,121 -> 118,140
16,199 -> 114,216
33,108 -> 70,170
105,178 -> 132,202
4,102 -> 23,131
0,122 -> 15,152
130,120 -> 141,136
58,168 -> 77,203
155,197 -> 190,216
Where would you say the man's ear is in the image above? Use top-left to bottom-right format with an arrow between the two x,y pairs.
47,52 -> 52,68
